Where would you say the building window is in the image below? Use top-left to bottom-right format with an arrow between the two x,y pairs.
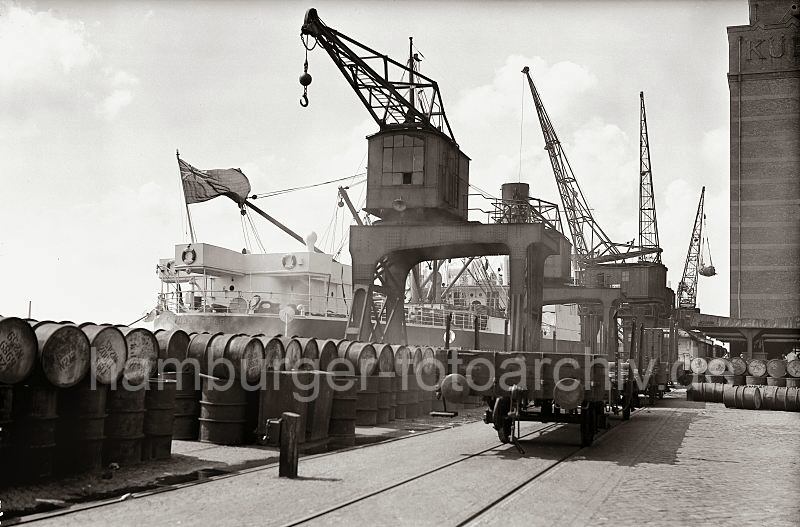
382,134 -> 424,186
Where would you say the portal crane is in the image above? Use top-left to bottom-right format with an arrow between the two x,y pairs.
638,92 -> 661,263
522,67 -> 660,271
677,186 -> 706,309
300,8 -> 456,144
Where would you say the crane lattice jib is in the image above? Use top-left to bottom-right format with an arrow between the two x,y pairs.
522,68 -> 620,266
678,186 -> 705,309
638,92 -> 661,263
301,9 -> 456,144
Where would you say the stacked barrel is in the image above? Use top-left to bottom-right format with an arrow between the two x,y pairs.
687,356 -> 800,413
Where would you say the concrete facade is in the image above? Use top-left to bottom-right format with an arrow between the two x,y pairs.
728,0 -> 800,319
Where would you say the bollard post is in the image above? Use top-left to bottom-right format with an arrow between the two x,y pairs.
279,411 -> 300,478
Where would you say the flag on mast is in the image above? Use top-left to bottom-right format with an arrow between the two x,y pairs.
178,156 -> 252,206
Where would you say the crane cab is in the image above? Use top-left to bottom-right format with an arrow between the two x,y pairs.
365,129 -> 470,223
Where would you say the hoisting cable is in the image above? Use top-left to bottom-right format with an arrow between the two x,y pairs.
250,173 -> 365,200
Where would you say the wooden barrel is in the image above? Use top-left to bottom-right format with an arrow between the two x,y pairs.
393,374 -> 407,419
255,336 -> 285,371
766,359 -> 787,379
722,385 -> 761,410
316,339 -> 338,372
142,376 -> 177,461
81,324 -> 127,385
745,375 -> 767,385
0,316 -> 38,385
304,371 -> 334,453
730,357 -> 748,376
12,382 -> 59,481
786,359 -> 800,378
30,321 -> 91,388
707,358 -> 729,376
372,343 -> 394,374
343,343 -> 377,376
295,337 -> 319,370
104,384 -> 146,464
154,329 -> 190,370
165,370 -> 200,440
257,371 -> 313,444
689,357 -> 708,374
199,375 -> 247,445
355,375 -> 380,426
279,337 -> 303,370
377,373 -> 393,424
328,375 -> 357,449
747,359 -> 767,377
0,384 -> 12,485
226,335 -> 265,382
117,327 -> 159,382
56,379 -> 107,474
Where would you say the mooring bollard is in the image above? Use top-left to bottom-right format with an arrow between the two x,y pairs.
279,411 -> 300,478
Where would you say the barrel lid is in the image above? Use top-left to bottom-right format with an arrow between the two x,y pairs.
81,324 -> 128,384
316,339 -> 338,372
747,359 -> 767,377
372,343 -> 394,373
36,323 -> 92,388
0,316 -> 38,384
155,329 -> 191,363
787,359 -> 800,378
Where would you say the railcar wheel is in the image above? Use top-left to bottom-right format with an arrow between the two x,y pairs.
493,397 -> 512,444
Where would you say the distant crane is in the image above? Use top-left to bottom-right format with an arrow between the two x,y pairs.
677,186 -> 716,309
522,67 -> 661,274
638,92 -> 661,263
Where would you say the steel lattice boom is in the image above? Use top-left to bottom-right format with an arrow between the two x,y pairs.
301,8 -> 456,143
638,92 -> 661,263
677,186 -> 705,309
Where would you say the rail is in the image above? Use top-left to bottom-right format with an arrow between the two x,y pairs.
157,290 -> 349,318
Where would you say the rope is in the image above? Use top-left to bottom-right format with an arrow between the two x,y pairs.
251,174 -> 365,199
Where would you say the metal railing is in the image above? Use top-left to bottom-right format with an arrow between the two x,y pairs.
157,290 -> 349,318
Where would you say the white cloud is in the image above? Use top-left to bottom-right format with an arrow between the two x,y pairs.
97,88 -> 134,120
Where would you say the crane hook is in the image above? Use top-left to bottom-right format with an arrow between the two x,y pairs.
300,91 -> 309,107
299,54 -> 312,107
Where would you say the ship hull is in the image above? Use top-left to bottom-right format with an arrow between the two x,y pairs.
152,312 -> 584,353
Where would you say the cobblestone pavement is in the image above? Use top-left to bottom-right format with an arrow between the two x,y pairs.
15,396 -> 800,526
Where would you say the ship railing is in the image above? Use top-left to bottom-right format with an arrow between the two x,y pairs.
157,289 -> 349,318
376,304 -> 490,331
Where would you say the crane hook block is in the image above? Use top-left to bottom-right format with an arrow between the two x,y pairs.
300,92 -> 309,107
299,72 -> 312,86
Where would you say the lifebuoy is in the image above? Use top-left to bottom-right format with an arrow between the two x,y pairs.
182,247 -> 196,265
281,254 -> 297,269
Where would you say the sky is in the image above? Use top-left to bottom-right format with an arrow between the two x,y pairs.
0,0 -> 747,324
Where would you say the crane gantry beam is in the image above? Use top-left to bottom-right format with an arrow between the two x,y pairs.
677,186 -> 705,309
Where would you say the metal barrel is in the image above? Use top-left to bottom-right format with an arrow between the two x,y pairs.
745,375 -> 767,386
117,327 -> 159,382
706,375 -> 725,384
29,321 -> 91,388
391,344 -> 412,375
257,371 -> 313,444
295,337 -> 319,370
142,376 -> 177,461
786,359 -> 800,378
0,316 -> 38,385
372,343 -> 394,374
328,375 -> 357,449
187,332 -> 221,371
344,342 -> 378,376
766,376 -> 787,387
56,379 -> 107,474
81,324 -> 127,385
393,373 -> 408,419
279,337 -> 303,370
732,374 -> 746,386
786,377 -> 800,389
154,329 -> 190,370
405,371 -> 421,418
786,387 -> 800,412
707,358 -> 729,376
730,357 -> 748,376
315,339 -> 338,372
722,374 -> 735,384
689,357 -> 708,374
104,384 -> 146,465
377,373 -> 394,424
199,375 -> 247,445
164,370 -> 200,440
747,359 -> 767,378
0,384 -> 12,485
205,333 -> 239,378
11,382 -> 59,482
355,375 -> 379,426
723,385 -> 762,410
304,371 -> 334,454
255,335 -> 285,371
226,335 -> 265,382
766,359 -> 787,379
